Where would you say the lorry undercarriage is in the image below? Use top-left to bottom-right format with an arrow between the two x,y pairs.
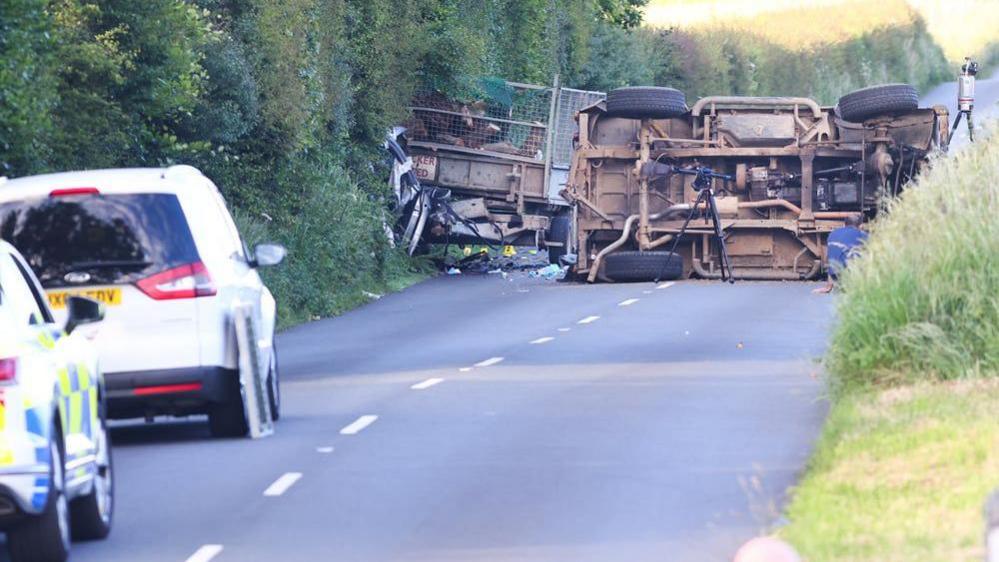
561,84 -> 950,281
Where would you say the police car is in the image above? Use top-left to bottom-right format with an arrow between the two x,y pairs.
0,241 -> 111,562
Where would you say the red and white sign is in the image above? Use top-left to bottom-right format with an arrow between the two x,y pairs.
413,155 -> 437,181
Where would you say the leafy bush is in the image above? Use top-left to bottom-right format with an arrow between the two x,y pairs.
828,127 -> 999,389
0,0 -> 57,174
232,153 -> 429,328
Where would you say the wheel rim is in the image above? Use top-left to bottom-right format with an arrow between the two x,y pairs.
95,421 -> 113,523
52,442 -> 70,549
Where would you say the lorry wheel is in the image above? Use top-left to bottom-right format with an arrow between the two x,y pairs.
836,83 -> 918,122
547,214 -> 572,265
604,251 -> 683,282
605,87 -> 687,119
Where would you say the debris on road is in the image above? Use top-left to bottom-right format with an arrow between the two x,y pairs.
443,247 -> 549,273
530,263 -> 566,280
446,267 -> 462,275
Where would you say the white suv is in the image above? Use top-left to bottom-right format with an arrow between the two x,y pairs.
0,166 -> 285,437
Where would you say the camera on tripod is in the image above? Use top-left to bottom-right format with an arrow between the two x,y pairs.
953,56 -> 980,140
962,58 -> 980,77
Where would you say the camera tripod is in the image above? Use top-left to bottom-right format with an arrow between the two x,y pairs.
654,167 -> 735,284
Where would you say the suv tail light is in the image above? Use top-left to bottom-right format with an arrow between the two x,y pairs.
136,262 -> 217,300
0,358 -> 18,384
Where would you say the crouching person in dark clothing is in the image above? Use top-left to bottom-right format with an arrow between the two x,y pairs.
814,213 -> 868,294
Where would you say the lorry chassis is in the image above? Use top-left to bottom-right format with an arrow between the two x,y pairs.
562,89 -> 950,281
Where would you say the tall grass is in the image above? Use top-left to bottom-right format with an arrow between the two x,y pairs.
645,0 -> 999,63
905,0 -> 999,62
664,20 -> 948,105
646,0 -> 915,48
827,126 -> 999,390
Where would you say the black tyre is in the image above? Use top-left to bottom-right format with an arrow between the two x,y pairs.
836,83 -> 918,122
604,251 -> 683,282
267,346 -> 280,422
547,214 -> 572,265
209,375 -> 249,438
605,87 -> 687,119
9,439 -> 70,562
70,416 -> 113,540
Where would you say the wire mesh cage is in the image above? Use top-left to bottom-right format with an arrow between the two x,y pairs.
406,79 -> 604,167
552,87 -> 605,168
407,80 -> 554,160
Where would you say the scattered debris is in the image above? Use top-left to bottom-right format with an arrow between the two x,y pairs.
530,263 -> 566,280
447,267 -> 462,275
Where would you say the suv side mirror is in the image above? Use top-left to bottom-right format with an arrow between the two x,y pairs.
252,243 -> 287,268
65,296 -> 104,334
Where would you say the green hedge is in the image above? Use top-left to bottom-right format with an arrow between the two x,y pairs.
0,0 -> 648,327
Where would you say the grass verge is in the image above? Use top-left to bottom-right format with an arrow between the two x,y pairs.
827,125 -> 998,387
782,125 -> 999,558
781,380 -> 999,561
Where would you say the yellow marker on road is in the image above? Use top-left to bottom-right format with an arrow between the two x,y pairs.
503,245 -> 516,257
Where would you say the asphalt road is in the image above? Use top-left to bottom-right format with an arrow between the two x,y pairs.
55,273 -> 833,562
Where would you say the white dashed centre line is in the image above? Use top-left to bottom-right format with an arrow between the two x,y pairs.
459,367 -> 472,372
411,377 -> 444,390
577,315 -> 600,324
316,446 -> 334,454
618,298 -> 640,306
657,281 -> 676,290
530,337 -> 555,345
557,327 -> 571,332
340,415 -> 378,435
474,357 -> 504,367
263,472 -> 302,497
185,545 -> 224,562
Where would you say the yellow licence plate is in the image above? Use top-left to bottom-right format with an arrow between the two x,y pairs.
47,288 -> 122,309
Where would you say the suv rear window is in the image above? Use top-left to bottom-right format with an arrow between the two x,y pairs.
0,194 -> 199,288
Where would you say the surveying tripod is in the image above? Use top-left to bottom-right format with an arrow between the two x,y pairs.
951,57 -> 979,142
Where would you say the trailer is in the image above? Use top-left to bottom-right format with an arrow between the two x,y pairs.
560,84 -> 950,281
389,78 -> 603,263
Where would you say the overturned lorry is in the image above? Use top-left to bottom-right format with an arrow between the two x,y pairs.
389,78 -> 603,262
560,84 -> 950,281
